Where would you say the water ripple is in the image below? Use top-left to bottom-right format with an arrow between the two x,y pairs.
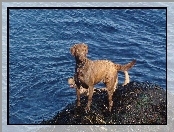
9,9 -> 166,124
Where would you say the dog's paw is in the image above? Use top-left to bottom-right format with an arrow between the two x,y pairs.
108,107 -> 112,112
76,101 -> 81,106
85,106 -> 91,112
122,83 -> 126,86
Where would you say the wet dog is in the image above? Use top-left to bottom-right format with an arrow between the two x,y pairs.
70,43 -> 136,111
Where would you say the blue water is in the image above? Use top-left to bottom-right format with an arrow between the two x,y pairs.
9,9 -> 166,124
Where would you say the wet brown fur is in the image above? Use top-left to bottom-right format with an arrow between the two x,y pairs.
70,43 -> 136,111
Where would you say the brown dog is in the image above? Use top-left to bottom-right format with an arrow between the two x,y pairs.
70,43 -> 136,111
68,77 -> 90,96
68,77 -> 107,96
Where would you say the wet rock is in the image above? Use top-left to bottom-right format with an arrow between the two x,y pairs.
41,82 -> 166,124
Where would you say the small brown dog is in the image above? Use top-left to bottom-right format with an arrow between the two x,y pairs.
70,43 -> 136,111
68,77 -> 90,96
68,77 -> 107,96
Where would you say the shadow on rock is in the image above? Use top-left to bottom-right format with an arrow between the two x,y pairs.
41,82 -> 166,124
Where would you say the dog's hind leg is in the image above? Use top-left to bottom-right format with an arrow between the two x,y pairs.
106,75 -> 117,112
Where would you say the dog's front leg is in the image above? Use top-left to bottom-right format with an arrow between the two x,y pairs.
76,87 -> 81,106
85,86 -> 94,111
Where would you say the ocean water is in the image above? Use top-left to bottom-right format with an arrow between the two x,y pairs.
8,8 -> 166,124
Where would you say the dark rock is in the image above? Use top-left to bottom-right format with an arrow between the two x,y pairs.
40,82 -> 166,124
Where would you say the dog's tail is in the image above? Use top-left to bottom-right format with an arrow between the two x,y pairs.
115,59 -> 136,71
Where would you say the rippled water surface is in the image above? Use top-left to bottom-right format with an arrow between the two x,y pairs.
9,8 -> 166,124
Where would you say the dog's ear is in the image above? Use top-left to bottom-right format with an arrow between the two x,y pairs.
70,44 -> 77,56
84,44 -> 88,55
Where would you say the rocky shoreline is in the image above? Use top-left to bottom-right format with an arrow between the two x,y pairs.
41,82 -> 166,124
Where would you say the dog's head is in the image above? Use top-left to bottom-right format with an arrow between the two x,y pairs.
68,77 -> 76,88
70,43 -> 88,61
